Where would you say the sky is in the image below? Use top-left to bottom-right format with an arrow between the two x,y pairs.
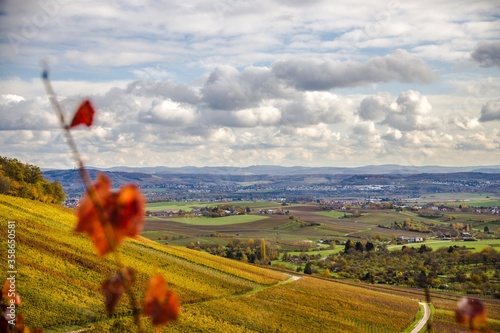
0,0 -> 499,169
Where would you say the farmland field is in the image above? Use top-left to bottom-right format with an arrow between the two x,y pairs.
147,201 -> 210,211
166,214 -> 269,225
146,200 -> 283,211
407,193 -> 500,207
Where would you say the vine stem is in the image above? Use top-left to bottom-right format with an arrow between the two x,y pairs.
42,67 -> 142,332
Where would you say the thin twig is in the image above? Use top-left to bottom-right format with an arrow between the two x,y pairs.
42,66 -> 142,332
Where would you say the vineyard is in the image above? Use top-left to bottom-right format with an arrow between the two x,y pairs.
0,194 -> 287,331
160,276 -> 419,333
2,194 -> 498,332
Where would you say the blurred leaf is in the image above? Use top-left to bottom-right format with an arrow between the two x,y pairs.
2,279 -> 21,305
70,99 -> 95,128
102,267 -> 136,315
455,297 -> 487,329
143,275 -> 180,326
75,173 -> 145,256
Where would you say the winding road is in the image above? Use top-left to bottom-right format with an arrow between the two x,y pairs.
410,302 -> 430,333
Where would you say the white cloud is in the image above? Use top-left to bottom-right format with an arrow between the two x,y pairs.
141,100 -> 197,126
479,99 -> 500,122
0,0 -> 499,168
358,90 -> 439,131
454,117 -> 481,130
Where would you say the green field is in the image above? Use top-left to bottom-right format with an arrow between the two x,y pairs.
164,214 -> 269,225
388,239 -> 500,251
147,201 -> 283,211
146,201 -> 209,211
282,247 -> 344,258
315,210 -> 346,218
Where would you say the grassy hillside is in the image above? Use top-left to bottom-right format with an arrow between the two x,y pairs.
1,195 -> 427,332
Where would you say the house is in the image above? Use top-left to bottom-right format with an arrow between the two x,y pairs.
397,236 -> 424,243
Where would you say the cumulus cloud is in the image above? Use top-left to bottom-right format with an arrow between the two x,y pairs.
479,99 -> 500,122
229,106 -> 282,127
453,117 -> 481,130
271,50 -> 435,90
358,90 -> 438,131
0,96 -> 57,130
382,129 -> 403,141
126,80 -> 200,105
201,66 -> 289,110
140,100 -> 197,126
471,41 -> 500,67
282,91 -> 351,126
358,93 -> 395,122
456,132 -> 499,151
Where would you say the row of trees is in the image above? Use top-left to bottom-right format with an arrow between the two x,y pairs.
312,241 -> 500,297
188,238 -> 279,264
0,156 -> 66,204
198,204 -> 251,218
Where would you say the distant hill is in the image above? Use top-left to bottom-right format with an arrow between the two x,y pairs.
0,195 -> 420,332
43,167 -> 500,202
84,164 -> 500,175
0,156 -> 65,203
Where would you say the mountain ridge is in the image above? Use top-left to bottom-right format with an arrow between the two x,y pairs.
44,164 -> 500,175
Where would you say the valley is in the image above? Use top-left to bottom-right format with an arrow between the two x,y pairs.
0,195 -> 438,332
2,165 -> 500,332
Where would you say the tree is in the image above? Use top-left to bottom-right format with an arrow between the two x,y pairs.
355,241 -> 364,252
247,239 -> 255,248
259,238 -> 267,260
304,262 -> 312,275
344,239 -> 355,253
365,242 -> 375,252
484,226 -> 490,233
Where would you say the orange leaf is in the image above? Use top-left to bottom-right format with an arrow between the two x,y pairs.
143,275 -> 180,326
70,99 -> 95,128
75,173 -> 145,256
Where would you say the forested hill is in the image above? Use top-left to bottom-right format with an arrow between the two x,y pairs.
0,156 -> 65,204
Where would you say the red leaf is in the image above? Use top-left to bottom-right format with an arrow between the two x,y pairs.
75,173 -> 145,256
455,297 -> 487,329
70,99 -> 95,128
143,275 -> 180,326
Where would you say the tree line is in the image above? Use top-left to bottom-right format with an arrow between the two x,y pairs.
0,156 -> 66,204
309,240 -> 500,297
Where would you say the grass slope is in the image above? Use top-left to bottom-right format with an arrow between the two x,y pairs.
1,195 -> 423,332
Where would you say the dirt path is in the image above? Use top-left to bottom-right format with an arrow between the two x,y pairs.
409,302 -> 431,333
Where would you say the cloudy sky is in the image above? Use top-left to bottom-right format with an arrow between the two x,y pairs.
1,0 -> 499,169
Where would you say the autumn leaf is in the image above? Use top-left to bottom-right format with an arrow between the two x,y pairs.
75,173 -> 145,256
70,99 -> 95,128
102,267 -> 136,315
143,275 -> 180,326
456,297 -> 488,329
